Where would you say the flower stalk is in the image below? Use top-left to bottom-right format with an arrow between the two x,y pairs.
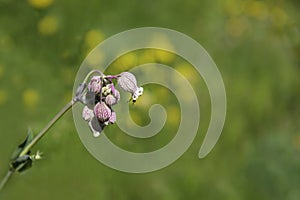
0,69 -> 143,193
20,100 -> 75,157
0,100 -> 77,192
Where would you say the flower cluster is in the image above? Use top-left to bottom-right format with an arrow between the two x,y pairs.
79,71 -> 143,137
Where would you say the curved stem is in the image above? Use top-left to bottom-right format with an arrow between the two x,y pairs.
83,69 -> 104,84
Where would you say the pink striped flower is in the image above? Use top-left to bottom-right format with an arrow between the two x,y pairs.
109,112 -> 116,124
117,72 -> 143,102
94,102 -> 112,122
82,106 -> 94,121
88,76 -> 102,93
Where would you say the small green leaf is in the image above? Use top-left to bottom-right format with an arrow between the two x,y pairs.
10,155 -> 33,172
10,128 -> 34,160
25,128 -> 34,146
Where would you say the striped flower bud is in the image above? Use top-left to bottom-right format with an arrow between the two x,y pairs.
88,76 -> 102,93
94,102 -> 112,122
117,72 -> 143,102
117,72 -> 138,94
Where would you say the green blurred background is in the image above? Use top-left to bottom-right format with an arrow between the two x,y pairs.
0,0 -> 300,199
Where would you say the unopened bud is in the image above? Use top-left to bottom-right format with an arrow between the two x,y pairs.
94,102 -> 112,122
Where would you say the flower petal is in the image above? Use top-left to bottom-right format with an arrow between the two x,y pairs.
109,112 -> 116,124
113,89 -> 120,102
94,102 -> 112,122
105,94 -> 117,106
88,76 -> 102,93
82,106 -> 94,121
89,117 -> 105,137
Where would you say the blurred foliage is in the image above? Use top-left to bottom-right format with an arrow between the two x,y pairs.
0,0 -> 300,199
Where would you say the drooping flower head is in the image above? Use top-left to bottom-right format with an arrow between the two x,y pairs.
79,70 -> 143,137
117,72 -> 137,94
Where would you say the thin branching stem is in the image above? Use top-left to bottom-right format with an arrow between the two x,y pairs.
0,70 -> 101,193
0,99 -> 78,192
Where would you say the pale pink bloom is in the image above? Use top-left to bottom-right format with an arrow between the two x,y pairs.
82,106 -> 94,121
94,102 -> 112,122
88,76 -> 102,93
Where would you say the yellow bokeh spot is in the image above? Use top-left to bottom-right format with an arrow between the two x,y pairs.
120,53 -> 138,67
175,63 -> 198,85
28,0 -> 54,9
155,50 -> 175,64
226,17 -> 249,37
155,87 -> 170,103
23,89 -> 40,108
0,90 -> 7,105
130,110 -> 143,125
271,7 -> 288,28
38,15 -> 59,36
139,50 -> 157,63
245,1 -> 268,21
85,29 -> 105,51
111,53 -> 138,71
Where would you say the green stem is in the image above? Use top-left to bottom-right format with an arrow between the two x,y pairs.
19,100 -> 76,157
0,99 -> 78,192
83,69 -> 104,84
0,70 -> 98,193
0,170 -> 13,192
